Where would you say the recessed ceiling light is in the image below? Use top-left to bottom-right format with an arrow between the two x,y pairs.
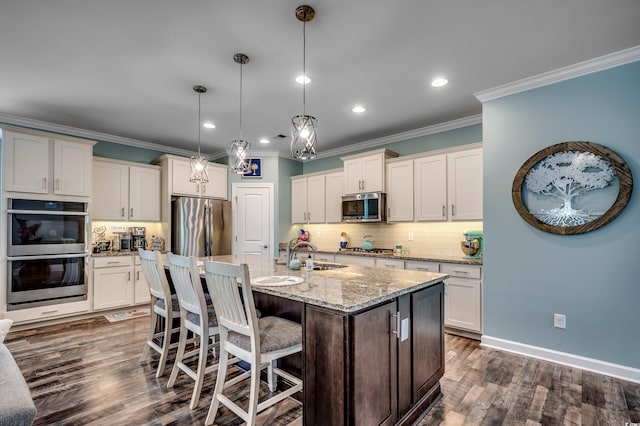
259,138 -> 270,144
431,78 -> 448,88
351,105 -> 367,113
203,122 -> 216,129
295,75 -> 311,84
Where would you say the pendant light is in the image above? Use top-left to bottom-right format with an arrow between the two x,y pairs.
189,85 -> 209,183
230,53 -> 251,174
290,5 -> 318,161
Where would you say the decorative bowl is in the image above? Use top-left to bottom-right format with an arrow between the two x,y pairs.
361,241 -> 375,251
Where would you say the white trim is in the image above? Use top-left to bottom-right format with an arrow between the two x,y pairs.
474,45 -> 640,103
231,183 -> 275,256
313,114 -> 482,160
481,335 -> 640,384
0,112 -> 195,157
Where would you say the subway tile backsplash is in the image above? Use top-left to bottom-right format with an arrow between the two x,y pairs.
286,222 -> 483,258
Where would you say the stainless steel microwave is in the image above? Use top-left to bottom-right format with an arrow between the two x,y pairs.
342,192 -> 387,223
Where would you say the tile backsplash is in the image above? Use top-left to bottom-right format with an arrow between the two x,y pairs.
285,221 -> 483,258
91,221 -> 165,244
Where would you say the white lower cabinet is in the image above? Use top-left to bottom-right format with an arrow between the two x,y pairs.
440,263 -> 482,334
375,258 -> 405,269
93,256 -> 149,310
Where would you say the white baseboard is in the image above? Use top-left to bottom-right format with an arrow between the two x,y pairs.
481,335 -> 640,384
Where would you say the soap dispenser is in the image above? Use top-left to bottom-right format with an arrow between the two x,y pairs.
305,254 -> 314,271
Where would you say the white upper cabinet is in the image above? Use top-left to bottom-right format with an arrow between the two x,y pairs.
414,147 -> 483,222
3,130 -> 93,197
342,149 -> 398,194
447,148 -> 483,220
385,159 -> 414,222
168,157 -> 227,199
291,174 -> 326,224
93,159 -> 161,221
414,154 -> 448,221
325,171 -> 344,223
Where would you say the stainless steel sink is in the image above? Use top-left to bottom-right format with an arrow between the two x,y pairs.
312,262 -> 349,271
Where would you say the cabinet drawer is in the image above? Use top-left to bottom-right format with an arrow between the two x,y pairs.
4,300 -> 91,324
334,254 -> 375,268
405,261 -> 440,273
375,258 -> 405,269
94,256 -> 134,268
440,263 -> 481,279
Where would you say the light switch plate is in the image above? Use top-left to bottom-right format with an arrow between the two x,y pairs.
401,318 -> 409,341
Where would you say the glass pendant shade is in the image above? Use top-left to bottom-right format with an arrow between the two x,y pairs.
230,53 -> 251,174
230,139 -> 251,174
291,5 -> 318,161
190,85 -> 209,183
291,114 -> 317,160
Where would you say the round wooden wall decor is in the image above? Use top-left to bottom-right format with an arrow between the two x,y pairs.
512,141 -> 633,235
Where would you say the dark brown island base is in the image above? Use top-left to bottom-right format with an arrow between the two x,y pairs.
189,255 -> 449,426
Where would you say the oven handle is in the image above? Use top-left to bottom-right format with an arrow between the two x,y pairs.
7,253 -> 90,261
7,209 -> 89,216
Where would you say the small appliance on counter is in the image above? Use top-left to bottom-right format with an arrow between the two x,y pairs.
120,232 -> 133,251
461,230 -> 483,259
131,227 -> 147,250
151,235 -> 165,251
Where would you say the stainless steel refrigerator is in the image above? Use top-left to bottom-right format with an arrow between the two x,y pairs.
171,197 -> 232,257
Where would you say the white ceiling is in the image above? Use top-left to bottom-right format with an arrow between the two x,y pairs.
1,1 -> 639,159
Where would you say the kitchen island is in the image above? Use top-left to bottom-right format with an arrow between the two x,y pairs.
196,254 -> 449,426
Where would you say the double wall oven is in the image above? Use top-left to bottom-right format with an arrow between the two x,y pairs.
7,199 -> 89,310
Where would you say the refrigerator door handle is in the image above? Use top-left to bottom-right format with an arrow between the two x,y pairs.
204,201 -> 212,257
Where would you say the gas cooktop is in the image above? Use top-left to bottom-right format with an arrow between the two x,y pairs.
339,247 -> 394,254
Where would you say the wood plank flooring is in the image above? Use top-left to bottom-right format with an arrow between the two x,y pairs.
5,316 -> 640,425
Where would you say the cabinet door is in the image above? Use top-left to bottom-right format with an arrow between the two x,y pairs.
306,175 -> 326,223
447,148 -> 483,220
129,166 -> 160,221
325,172 -> 343,223
291,178 -> 308,224
93,266 -> 134,310
362,154 -> 384,192
375,258 -> 405,269
171,158 -> 201,196
4,131 -> 51,193
353,301 -> 398,426
444,277 -> 481,332
134,265 -> 151,304
343,158 -> 364,195
386,160 -> 414,222
203,163 -> 228,199
414,154 -> 447,221
412,283 -> 444,402
53,139 -> 92,196
93,161 -> 129,220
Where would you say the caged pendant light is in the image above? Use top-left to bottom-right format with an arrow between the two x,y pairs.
230,53 -> 251,174
189,85 -> 209,183
290,5 -> 318,161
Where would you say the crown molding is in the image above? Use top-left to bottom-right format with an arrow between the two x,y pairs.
312,114 -> 483,160
474,45 -> 640,103
0,113 -> 195,157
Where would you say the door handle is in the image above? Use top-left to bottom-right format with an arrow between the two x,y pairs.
42,177 -> 47,190
451,204 -> 455,216
55,178 -> 60,190
202,184 -> 206,194
130,208 -> 133,217
390,312 -> 400,339
262,245 -> 268,249
121,207 -> 125,217
442,205 -> 446,217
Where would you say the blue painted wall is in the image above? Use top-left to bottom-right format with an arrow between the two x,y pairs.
303,124 -> 482,174
483,60 -> 640,368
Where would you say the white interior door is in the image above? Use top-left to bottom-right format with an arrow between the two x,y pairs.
233,183 -> 274,256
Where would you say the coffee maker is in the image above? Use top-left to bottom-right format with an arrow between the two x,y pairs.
130,227 -> 147,250
460,230 -> 483,259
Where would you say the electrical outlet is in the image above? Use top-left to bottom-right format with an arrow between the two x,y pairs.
317,231 -> 321,238
553,313 -> 566,329
408,232 -> 414,241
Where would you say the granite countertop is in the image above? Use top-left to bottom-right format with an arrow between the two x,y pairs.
198,254 -> 449,314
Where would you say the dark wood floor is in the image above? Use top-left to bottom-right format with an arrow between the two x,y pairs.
5,316 -> 640,425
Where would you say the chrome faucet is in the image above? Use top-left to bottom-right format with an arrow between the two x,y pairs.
287,240 -> 318,268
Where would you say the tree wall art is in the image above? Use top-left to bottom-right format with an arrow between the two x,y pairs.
512,142 -> 633,235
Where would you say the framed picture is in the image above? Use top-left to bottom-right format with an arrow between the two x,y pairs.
512,141 -> 632,235
242,158 -> 262,178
